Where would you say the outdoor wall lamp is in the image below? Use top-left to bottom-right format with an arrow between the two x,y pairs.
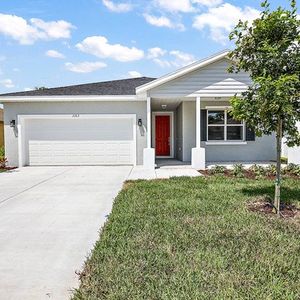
10,120 -> 16,128
138,119 -> 143,127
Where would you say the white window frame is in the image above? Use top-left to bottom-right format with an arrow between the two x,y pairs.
206,108 -> 245,142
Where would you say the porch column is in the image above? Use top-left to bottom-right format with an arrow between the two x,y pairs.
147,96 -> 151,148
196,96 -> 201,148
143,96 -> 155,169
191,96 -> 206,170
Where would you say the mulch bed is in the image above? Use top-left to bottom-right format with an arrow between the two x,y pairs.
0,167 -> 17,172
247,197 -> 300,219
199,170 -> 299,180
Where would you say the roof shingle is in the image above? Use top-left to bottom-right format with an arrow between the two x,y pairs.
0,77 -> 156,97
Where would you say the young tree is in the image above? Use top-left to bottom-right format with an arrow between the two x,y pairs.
228,0 -> 300,214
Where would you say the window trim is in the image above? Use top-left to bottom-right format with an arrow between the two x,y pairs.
206,108 -> 245,142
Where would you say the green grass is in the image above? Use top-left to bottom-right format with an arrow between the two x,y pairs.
73,177 -> 300,300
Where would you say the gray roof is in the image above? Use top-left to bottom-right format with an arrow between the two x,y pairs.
0,77 -> 156,97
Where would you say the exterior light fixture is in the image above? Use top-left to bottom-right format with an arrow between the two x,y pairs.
10,120 -> 16,127
138,119 -> 143,126
161,104 -> 167,110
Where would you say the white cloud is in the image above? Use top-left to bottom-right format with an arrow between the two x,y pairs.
193,3 -> 260,44
152,58 -> 172,68
24,87 -> 33,91
128,71 -> 142,78
13,68 -> 20,72
0,79 -> 14,88
65,61 -> 107,73
143,14 -> 185,30
147,47 -> 166,59
0,55 -> 6,61
169,50 -> 196,67
102,0 -> 132,13
149,49 -> 195,68
76,36 -> 144,62
46,50 -> 65,59
192,0 -> 223,7
154,0 -> 194,13
30,18 -> 74,39
0,13 -> 74,45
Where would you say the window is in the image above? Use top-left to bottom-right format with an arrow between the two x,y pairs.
207,109 -> 244,141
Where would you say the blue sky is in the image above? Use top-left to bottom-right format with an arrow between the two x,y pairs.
0,0 -> 296,93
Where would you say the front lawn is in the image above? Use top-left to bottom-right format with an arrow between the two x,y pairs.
73,177 -> 300,300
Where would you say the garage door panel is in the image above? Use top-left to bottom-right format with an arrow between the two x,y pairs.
26,116 -> 135,166
29,140 -> 134,165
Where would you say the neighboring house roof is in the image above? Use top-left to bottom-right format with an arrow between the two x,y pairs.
0,77 -> 156,97
136,50 -> 230,94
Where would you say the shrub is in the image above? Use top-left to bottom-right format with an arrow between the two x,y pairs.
232,164 -> 245,178
0,146 -> 4,159
249,164 -> 266,179
0,157 -> 7,169
281,157 -> 288,164
283,163 -> 300,177
209,165 -> 227,175
283,163 -> 297,174
265,164 -> 277,177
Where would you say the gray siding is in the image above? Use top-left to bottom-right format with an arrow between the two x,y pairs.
149,58 -> 251,98
182,102 -> 196,162
204,136 -> 276,162
4,101 -> 147,166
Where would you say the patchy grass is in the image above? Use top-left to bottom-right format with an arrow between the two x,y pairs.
73,177 -> 300,300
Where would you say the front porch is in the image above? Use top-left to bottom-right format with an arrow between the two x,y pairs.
143,96 -> 215,170
143,95 -> 276,171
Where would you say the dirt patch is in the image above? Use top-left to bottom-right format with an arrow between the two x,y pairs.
247,197 -> 300,219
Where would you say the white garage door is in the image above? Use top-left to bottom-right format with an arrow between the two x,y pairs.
24,116 -> 135,166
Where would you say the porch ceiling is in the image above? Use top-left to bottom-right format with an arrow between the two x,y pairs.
151,98 -> 183,111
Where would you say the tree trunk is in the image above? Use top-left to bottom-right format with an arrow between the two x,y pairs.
274,119 -> 283,215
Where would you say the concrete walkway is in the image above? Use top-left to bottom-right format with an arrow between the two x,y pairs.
0,166 -> 132,300
128,160 -> 201,180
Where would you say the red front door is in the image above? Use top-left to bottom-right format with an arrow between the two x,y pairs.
155,115 -> 170,156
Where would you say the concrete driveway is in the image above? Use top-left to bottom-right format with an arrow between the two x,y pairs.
0,166 -> 132,300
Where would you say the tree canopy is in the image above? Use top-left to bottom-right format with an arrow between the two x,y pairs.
228,0 -> 300,147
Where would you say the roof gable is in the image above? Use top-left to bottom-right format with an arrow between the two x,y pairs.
141,54 -> 251,98
136,50 -> 231,95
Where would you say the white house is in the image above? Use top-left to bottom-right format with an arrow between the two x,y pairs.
288,122 -> 300,165
1,50 -> 295,169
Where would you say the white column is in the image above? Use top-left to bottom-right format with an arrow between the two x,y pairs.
143,96 -> 155,169
147,96 -> 151,148
196,96 -> 201,148
191,96 -> 206,170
